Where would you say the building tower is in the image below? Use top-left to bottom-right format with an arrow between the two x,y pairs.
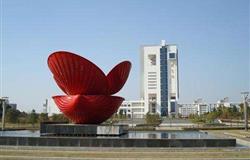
140,40 -> 179,116
43,99 -> 48,114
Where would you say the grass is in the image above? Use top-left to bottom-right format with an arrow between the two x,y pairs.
207,129 -> 250,139
0,147 -> 249,160
0,123 -> 39,130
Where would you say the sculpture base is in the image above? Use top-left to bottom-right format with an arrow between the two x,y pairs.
40,122 -> 128,137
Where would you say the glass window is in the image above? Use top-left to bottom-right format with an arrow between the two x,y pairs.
169,53 -> 175,59
152,103 -> 156,113
171,102 -> 176,112
148,55 -> 156,65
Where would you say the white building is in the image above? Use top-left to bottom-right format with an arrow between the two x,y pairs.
117,100 -> 145,118
216,97 -> 239,108
179,104 -> 209,117
178,104 -> 197,117
178,99 -> 211,117
178,98 -> 241,117
47,98 -> 61,116
140,40 -> 179,116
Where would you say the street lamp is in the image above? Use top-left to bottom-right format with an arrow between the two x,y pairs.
131,110 -> 134,130
0,97 -> 8,131
241,92 -> 249,131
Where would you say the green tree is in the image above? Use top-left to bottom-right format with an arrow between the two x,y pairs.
5,108 -> 20,123
217,106 -> 223,116
50,114 -> 69,122
18,111 -> 28,124
177,113 -> 182,118
39,113 -> 49,122
239,103 -> 244,117
104,114 -> 119,125
232,105 -> 238,113
189,113 -> 206,123
145,113 -> 162,126
28,109 -> 38,127
206,111 -> 219,123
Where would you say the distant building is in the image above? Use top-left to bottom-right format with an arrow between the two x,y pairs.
47,98 -> 61,116
117,40 -> 179,118
178,104 -> 197,117
178,98 -> 241,117
117,100 -> 145,118
8,103 -> 17,110
178,99 -> 211,117
0,98 -> 17,110
216,97 -> 239,108
140,40 -> 179,116
42,99 -> 48,114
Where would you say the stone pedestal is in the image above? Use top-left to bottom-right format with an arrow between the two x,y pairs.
40,122 -> 128,137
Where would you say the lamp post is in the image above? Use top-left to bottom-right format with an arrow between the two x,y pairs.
131,110 -> 134,130
0,97 -> 8,131
241,92 -> 249,131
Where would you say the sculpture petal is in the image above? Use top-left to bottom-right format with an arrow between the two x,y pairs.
53,95 -> 124,124
48,51 -> 109,95
106,61 -> 131,94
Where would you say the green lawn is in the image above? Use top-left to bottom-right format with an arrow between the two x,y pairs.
207,129 -> 250,139
0,123 -> 39,130
0,147 -> 249,160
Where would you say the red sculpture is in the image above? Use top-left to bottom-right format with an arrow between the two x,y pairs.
48,51 -> 131,124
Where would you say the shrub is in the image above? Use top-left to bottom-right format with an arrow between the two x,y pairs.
145,112 -> 162,126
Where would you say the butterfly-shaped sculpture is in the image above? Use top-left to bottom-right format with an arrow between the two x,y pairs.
48,51 -> 131,124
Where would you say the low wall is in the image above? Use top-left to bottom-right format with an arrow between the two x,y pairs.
0,136 -> 236,147
40,123 -> 128,136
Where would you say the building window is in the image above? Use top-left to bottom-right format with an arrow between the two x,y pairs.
152,103 -> 156,113
148,80 -> 157,83
148,87 -> 156,89
169,53 -> 175,59
148,55 -> 156,65
170,102 -> 176,112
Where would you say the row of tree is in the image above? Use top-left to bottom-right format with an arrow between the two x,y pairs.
1,106 -> 69,126
189,104 -> 250,123
1,104 -> 248,126
3,106 -> 163,126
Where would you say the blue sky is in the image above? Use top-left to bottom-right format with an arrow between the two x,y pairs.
1,0 -> 249,112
